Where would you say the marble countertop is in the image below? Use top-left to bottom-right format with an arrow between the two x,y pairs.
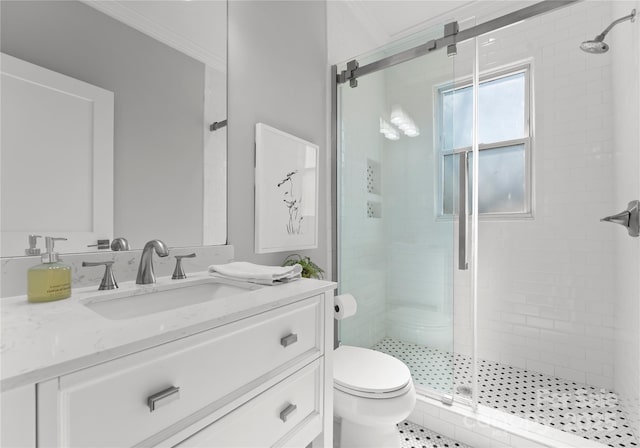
1,273 -> 336,392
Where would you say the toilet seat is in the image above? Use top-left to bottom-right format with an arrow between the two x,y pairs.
334,379 -> 413,399
334,345 -> 412,399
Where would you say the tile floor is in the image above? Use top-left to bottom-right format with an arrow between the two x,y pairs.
375,338 -> 639,448
397,420 -> 470,448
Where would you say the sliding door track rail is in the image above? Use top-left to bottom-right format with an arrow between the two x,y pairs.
337,0 -> 579,87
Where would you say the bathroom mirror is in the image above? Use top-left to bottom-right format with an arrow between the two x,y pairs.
0,0 -> 227,257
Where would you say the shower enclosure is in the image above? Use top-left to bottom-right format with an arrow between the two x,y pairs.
335,1 -> 640,446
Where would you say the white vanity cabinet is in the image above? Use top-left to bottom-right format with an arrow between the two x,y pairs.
30,289 -> 334,448
1,384 -> 36,447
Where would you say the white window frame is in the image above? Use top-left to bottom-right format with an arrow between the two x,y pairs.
435,62 -> 533,220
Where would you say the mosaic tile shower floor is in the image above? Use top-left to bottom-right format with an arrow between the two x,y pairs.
397,420 -> 470,448
375,338 -> 638,448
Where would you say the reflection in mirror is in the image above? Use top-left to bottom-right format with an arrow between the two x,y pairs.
0,0 -> 227,257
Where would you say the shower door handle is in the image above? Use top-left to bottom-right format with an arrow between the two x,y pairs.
458,152 -> 469,270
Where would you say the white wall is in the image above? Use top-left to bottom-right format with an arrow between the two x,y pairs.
327,0 -> 382,66
611,0 -> 640,437
227,1 -> 329,275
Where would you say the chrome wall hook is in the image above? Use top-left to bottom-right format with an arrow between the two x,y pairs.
601,200 -> 639,237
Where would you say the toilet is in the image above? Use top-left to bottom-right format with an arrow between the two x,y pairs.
333,345 -> 416,448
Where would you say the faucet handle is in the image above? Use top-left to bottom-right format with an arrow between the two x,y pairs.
111,237 -> 130,251
172,253 -> 196,280
82,261 -> 118,290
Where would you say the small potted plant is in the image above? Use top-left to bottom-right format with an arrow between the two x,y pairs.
282,254 -> 325,279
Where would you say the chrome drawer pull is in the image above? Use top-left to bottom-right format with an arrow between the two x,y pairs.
147,386 -> 180,412
279,403 -> 297,422
280,333 -> 298,347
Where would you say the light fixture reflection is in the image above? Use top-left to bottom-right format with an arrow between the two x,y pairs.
390,105 -> 404,126
388,105 -> 420,138
379,118 -> 400,141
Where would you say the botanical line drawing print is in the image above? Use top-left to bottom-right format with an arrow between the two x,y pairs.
255,123 -> 318,253
277,170 -> 303,235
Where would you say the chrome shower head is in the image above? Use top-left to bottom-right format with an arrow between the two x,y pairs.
580,37 -> 609,54
580,9 -> 636,54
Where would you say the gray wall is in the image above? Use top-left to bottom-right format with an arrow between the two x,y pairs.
0,0 -> 205,250
227,1 -> 329,274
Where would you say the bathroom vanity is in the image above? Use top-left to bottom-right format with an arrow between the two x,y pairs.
0,274 -> 336,447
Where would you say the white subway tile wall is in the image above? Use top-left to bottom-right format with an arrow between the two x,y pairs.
611,0 -> 640,439
451,2 -> 619,391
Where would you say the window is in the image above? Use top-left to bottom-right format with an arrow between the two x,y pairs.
438,65 -> 531,217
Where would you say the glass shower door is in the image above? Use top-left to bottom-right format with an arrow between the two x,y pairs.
337,30 -> 465,399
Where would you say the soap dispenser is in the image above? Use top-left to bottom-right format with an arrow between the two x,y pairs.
27,237 -> 72,303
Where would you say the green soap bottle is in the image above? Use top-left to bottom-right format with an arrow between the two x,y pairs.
27,237 -> 71,303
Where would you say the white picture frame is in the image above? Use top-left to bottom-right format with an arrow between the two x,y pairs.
255,123 -> 319,254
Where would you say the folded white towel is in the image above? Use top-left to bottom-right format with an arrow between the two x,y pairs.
208,262 -> 302,285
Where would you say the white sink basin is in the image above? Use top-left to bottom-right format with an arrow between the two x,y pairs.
82,278 -> 260,320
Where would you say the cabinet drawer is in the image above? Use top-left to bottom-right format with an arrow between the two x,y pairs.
176,359 -> 322,448
43,297 -> 322,447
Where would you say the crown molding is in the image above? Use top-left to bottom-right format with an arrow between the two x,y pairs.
81,0 -> 225,73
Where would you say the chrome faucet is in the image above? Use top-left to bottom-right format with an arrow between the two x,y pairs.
136,239 -> 169,284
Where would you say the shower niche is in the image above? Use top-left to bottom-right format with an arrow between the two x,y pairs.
366,159 -> 381,219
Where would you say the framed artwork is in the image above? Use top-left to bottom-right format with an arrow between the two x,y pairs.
255,123 -> 319,254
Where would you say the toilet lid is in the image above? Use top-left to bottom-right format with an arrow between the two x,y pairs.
334,345 -> 412,394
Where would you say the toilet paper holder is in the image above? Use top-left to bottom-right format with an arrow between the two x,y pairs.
334,294 -> 358,321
